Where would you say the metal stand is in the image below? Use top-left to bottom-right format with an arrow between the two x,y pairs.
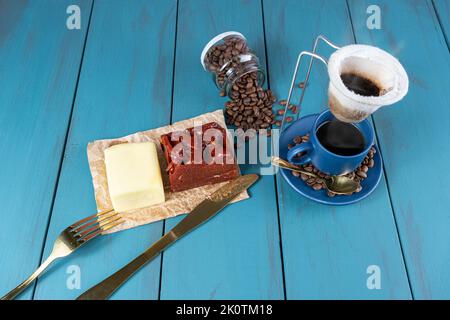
280,35 -> 341,131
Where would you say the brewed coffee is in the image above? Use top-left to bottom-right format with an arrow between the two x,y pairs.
340,72 -> 381,97
316,120 -> 366,156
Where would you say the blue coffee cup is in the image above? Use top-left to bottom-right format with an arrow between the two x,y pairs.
287,110 -> 375,175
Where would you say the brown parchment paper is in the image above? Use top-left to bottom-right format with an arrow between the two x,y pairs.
87,109 -> 248,234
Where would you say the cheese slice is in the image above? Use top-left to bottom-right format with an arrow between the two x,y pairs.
104,142 -> 165,212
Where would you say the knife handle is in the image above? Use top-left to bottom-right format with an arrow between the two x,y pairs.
77,232 -> 175,300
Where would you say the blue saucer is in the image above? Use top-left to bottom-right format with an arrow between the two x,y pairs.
279,114 -> 383,205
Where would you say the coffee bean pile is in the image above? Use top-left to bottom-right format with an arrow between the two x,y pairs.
204,36 -> 249,87
225,72 -> 276,131
288,134 -> 376,197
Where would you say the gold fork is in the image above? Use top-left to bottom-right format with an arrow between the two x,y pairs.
1,209 -> 123,300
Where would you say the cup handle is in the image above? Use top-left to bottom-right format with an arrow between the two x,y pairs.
287,142 -> 313,165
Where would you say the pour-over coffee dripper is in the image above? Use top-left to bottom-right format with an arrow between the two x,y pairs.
280,35 -> 409,126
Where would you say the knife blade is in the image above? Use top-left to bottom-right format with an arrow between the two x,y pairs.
76,174 -> 259,300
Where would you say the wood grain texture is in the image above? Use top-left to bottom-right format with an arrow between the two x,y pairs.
33,0 -> 177,299
433,0 -> 450,48
159,0 -> 284,300
0,0 -> 91,299
348,0 -> 450,299
263,0 -> 411,299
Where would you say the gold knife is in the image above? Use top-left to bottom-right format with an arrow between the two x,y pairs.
76,174 -> 259,300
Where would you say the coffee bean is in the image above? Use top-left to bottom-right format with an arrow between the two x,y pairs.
285,116 -> 293,123
292,171 -> 300,177
298,82 -> 305,89
356,170 -> 367,179
300,173 -> 309,181
313,183 -> 322,191
279,100 -> 287,106
293,136 -> 302,144
368,159 -> 375,168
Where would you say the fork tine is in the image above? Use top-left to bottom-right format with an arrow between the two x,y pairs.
70,210 -> 117,233
78,219 -> 124,243
74,214 -> 122,239
70,209 -> 114,230
101,218 -> 125,232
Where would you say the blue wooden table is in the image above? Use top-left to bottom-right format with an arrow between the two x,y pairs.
0,0 -> 449,300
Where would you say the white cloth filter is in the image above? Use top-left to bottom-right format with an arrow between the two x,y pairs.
327,44 -> 409,122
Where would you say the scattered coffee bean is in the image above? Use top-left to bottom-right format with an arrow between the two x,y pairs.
279,100 -> 287,106
304,166 -> 313,172
293,136 -> 302,144
356,170 -> 367,179
285,116 -> 293,123
313,183 -> 322,191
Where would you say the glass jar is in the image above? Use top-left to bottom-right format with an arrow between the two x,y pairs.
201,31 -> 265,97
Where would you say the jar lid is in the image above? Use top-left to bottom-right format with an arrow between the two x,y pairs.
200,31 -> 246,70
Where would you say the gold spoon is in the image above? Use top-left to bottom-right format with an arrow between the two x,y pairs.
271,156 -> 360,195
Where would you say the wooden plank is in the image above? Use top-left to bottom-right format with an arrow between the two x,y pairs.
33,0 -> 177,299
0,0 -> 91,300
159,0 -> 284,299
263,0 -> 411,299
348,0 -> 450,299
433,0 -> 450,47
